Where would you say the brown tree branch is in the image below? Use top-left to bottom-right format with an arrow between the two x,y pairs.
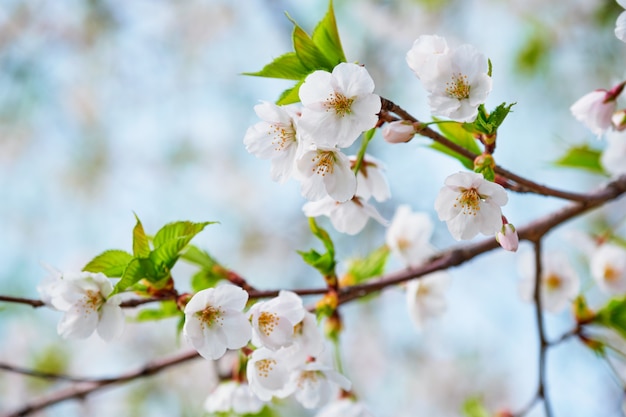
0,350 -> 201,417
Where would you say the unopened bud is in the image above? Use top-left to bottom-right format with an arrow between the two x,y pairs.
496,223 -> 518,252
612,110 -> 626,131
382,120 -> 415,143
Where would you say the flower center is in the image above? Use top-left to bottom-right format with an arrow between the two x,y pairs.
80,290 -> 104,313
604,266 -> 621,283
445,72 -> 471,100
545,274 -> 562,291
269,122 -> 296,152
454,187 -> 481,216
297,370 -> 321,388
325,92 -> 354,117
311,151 -> 336,176
258,311 -> 279,336
196,305 -> 224,329
255,359 -> 276,378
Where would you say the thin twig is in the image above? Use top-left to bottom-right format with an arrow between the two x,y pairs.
1,350 -> 200,417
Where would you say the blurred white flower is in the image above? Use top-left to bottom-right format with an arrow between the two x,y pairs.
518,252 -> 580,313
303,196 -> 387,235
244,101 -> 300,183
204,381 -> 265,414
183,284 -> 251,360
570,89 -> 616,137
292,311 -> 325,358
590,243 -> 626,295
352,155 -> 391,202
249,290 -> 306,350
382,120 -> 415,143
601,129 -> 626,177
296,144 -> 357,202
246,346 -> 299,401
406,272 -> 450,329
616,0 -> 626,42
405,34 -> 449,81
434,171 -> 508,241
496,223 -> 519,252
298,62 -> 381,148
315,398 -> 376,417
386,205 -> 435,268
290,356 -> 352,409
422,43 -> 492,122
37,270 -> 124,341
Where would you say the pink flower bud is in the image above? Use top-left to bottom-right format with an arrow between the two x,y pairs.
382,120 -> 415,143
570,89 -> 616,137
496,223 -> 518,252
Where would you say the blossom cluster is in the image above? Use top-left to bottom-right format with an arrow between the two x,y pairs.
244,62 -> 389,235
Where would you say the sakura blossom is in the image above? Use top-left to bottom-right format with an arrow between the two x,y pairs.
405,34 -> 449,81
382,120 -> 416,143
570,89 -> 617,137
417,42 -> 492,122
601,129 -> 626,177
37,270 -> 124,341
298,62 -> 381,148
385,205 -> 435,268
518,252 -> 580,313
204,381 -> 264,415
182,284 -> 251,360
248,290 -> 306,351
244,101 -> 301,183
434,171 -> 508,241
291,311 -> 325,358
246,346 -> 299,401
303,196 -> 387,235
315,398 -> 376,417
590,243 -> 626,295
289,356 -> 352,409
406,272 -> 450,329
616,0 -> 626,42
352,155 -> 391,202
496,223 -> 519,252
296,144 -> 357,202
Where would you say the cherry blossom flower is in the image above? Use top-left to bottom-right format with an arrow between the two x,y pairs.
434,171 -> 508,241
204,381 -> 264,415
296,144 -> 357,202
382,120 -> 416,143
496,223 -> 519,252
289,356 -> 352,409
303,196 -> 387,235
298,62 -> 381,148
518,252 -> 580,313
616,0 -> 626,42
385,205 -> 435,268
183,284 -> 251,360
37,270 -> 124,341
406,272 -> 450,329
352,155 -> 391,202
405,34 -> 449,81
248,290 -> 306,350
601,130 -> 626,177
315,398 -> 376,417
244,101 -> 300,183
420,43 -> 492,122
612,110 -> 626,131
292,311 -> 325,358
246,346 -> 299,401
570,90 -> 617,137
590,243 -> 626,295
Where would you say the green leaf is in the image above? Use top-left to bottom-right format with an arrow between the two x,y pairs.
345,246 -> 389,285
111,258 -> 147,295
83,249 -> 133,277
488,102 -> 515,128
298,219 -> 337,277
291,22 -> 333,71
190,269 -> 222,292
132,215 -> 151,258
151,221 -> 213,271
181,245 -> 219,269
242,52 -> 310,80
311,0 -> 346,66
461,397 -> 490,417
593,297 -> 626,339
276,80 -> 304,105
554,145 -> 604,174
430,120 -> 481,169
135,301 -> 181,322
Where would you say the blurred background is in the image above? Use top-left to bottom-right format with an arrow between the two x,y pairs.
1,0 -> 625,416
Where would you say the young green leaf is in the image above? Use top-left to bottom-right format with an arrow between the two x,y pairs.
311,0 -> 346,66
111,258 -> 146,295
242,52 -> 310,80
429,120 -> 481,169
132,215 -> 151,258
461,397 -> 490,417
135,301 -> 182,322
83,249 -> 133,278
153,221 -> 214,249
276,80 -> 304,105
593,297 -> 626,339
151,221 -> 213,271
554,145 -> 605,174
291,18 -> 334,71
345,245 -> 389,285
